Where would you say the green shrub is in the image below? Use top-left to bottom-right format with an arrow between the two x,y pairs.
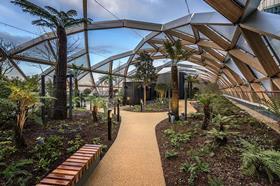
187,143 -> 215,158
207,128 -> 239,146
208,176 -> 224,186
189,112 -> 204,120
1,159 -> 33,186
0,79 -> 11,98
180,156 -> 209,186
0,140 -> 16,162
164,128 -> 192,147
165,150 -> 178,159
0,98 -> 16,127
33,135 -> 63,171
241,140 -> 280,183
92,137 -> 107,153
67,134 -> 84,154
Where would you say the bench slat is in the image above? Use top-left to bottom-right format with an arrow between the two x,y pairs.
40,178 -> 70,186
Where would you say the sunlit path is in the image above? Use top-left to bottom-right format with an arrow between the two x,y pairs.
85,101 -> 196,186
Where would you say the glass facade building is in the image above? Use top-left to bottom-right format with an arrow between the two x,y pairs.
259,0 -> 280,14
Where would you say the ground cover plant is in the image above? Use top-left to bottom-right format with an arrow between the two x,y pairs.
124,98 -> 169,112
156,94 -> 280,186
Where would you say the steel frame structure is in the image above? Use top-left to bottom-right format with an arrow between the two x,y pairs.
1,0 -> 280,102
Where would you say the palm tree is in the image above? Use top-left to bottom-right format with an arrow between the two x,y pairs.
198,93 -> 216,130
164,40 -> 195,120
135,51 -> 157,106
12,0 -> 92,120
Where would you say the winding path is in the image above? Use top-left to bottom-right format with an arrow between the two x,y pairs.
85,101 -> 196,186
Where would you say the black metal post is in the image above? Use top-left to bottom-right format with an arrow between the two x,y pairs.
108,109 -> 112,141
69,74 -> 73,120
117,99 -> 120,122
114,101 -> 116,115
184,86 -> 188,120
40,75 -> 46,125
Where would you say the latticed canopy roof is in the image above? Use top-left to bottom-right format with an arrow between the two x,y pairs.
1,0 -> 280,98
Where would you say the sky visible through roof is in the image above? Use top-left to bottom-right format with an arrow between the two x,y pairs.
0,0 -> 214,76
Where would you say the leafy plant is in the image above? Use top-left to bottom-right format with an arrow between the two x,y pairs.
92,137 -> 107,153
197,93 -> 216,130
8,82 -> 41,147
180,156 -> 209,186
164,128 -> 192,147
240,140 -> 280,183
189,112 -> 204,120
207,128 -> 239,146
86,96 -> 107,122
208,176 -> 224,186
0,140 -> 17,162
67,134 -> 84,154
155,83 -> 168,102
33,135 -> 63,171
0,98 -> 16,127
165,150 -> 178,159
1,159 -> 33,186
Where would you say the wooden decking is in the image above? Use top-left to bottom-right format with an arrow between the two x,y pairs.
37,144 -> 101,186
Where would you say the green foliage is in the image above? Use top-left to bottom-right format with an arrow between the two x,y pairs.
197,93 -> 216,106
92,137 -> 107,153
67,134 -> 84,154
0,79 -> 11,98
187,143 -> 215,158
163,39 -> 195,64
165,150 -> 178,159
1,159 -> 33,186
0,133 -> 17,161
212,114 -> 231,128
180,156 -> 209,186
207,128 -> 239,146
0,98 -> 16,127
33,135 -> 63,171
208,176 -> 224,186
134,51 -> 157,85
189,112 -> 204,120
240,140 -> 280,183
155,83 -> 168,101
164,128 -> 192,147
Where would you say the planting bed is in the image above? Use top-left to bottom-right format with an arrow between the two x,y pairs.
0,111 -> 120,186
156,97 -> 280,186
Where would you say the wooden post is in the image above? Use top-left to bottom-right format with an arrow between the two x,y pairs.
41,75 -> 46,125
108,109 -> 112,141
117,99 -> 120,122
69,74 -> 73,120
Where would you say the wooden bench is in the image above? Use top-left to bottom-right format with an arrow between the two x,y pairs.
37,144 -> 102,186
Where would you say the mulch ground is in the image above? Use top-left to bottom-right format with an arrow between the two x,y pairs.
156,111 -> 280,186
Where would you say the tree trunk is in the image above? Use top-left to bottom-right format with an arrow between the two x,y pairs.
53,27 -> 68,120
202,104 -> 210,130
74,78 -> 80,107
14,125 -> 26,148
92,106 -> 98,122
190,82 -> 193,99
143,84 -> 147,106
171,65 -> 179,120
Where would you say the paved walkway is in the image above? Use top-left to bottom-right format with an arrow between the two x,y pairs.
85,101 -> 196,186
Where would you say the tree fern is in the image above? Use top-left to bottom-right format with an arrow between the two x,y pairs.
241,140 -> 280,183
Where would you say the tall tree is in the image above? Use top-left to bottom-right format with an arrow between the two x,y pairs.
164,40 -> 195,120
135,51 -> 157,106
11,0 -> 92,120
